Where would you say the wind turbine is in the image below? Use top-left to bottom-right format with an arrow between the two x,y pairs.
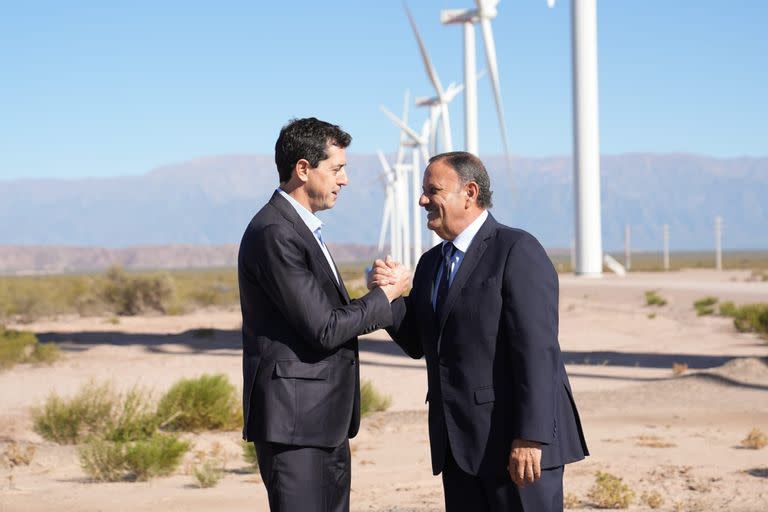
415,70 -> 487,155
375,149 -> 401,263
440,0 -> 511,165
380,104 -> 442,257
405,4 -> 454,153
548,0 -> 603,276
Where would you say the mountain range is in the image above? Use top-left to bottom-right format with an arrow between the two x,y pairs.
2,153 -> 765,253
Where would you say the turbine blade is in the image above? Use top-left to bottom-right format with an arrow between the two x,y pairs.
380,105 -> 426,145
377,148 -> 393,177
479,17 -> 512,160
396,90 -> 410,165
404,4 -> 446,98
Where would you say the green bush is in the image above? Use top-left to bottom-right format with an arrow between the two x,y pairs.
693,296 -> 719,316
0,327 -> 60,370
156,374 -> 241,432
79,434 -> 190,482
103,388 -> 162,443
588,471 -> 635,509
360,379 -> 391,417
645,290 -> 667,307
731,304 -> 768,338
33,383 -> 160,444
32,382 -> 115,444
719,301 -> 738,317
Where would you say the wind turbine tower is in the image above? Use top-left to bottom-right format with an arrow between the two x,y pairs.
549,0 -> 603,276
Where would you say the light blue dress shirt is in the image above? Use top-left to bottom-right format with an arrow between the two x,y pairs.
431,210 -> 489,308
277,188 -> 339,283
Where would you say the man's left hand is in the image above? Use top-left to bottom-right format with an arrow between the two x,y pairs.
508,439 -> 542,487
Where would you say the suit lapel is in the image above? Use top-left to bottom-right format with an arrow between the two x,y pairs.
436,214 -> 498,349
269,192 -> 350,304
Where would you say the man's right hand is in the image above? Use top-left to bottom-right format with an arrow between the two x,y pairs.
368,256 -> 410,302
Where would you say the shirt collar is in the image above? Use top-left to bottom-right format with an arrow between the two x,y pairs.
445,209 -> 488,254
277,188 -> 323,234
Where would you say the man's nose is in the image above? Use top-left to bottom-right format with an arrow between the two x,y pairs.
419,193 -> 429,206
338,169 -> 349,186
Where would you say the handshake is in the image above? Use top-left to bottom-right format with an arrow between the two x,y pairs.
366,256 -> 412,303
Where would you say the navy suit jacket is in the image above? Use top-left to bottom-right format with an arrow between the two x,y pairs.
388,213 -> 588,476
238,191 -> 392,448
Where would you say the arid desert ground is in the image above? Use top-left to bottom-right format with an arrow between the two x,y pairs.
1,269 -> 767,511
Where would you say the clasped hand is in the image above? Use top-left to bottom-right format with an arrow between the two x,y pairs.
367,256 -> 411,302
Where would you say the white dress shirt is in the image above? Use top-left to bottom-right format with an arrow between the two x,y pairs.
277,188 -> 339,283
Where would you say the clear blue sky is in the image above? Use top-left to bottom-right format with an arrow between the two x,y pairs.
1,1 -> 766,180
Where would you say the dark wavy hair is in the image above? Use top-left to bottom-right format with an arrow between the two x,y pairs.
274,117 -> 352,183
428,151 -> 493,208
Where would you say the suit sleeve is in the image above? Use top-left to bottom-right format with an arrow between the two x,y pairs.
502,234 -> 559,444
243,222 -> 392,352
386,295 -> 423,359
386,256 -> 427,359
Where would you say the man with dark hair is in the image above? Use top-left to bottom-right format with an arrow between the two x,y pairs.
371,151 -> 588,512
239,117 -> 409,511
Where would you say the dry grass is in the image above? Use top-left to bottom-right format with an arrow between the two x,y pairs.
587,471 -> 635,509
641,490 -> 664,508
192,458 -> 225,488
636,434 -> 676,448
564,492 -> 583,509
740,428 -> 768,449
2,442 -> 36,468
672,362 -> 689,376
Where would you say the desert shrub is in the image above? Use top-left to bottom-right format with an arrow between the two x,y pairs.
193,458 -> 225,488
587,471 -> 635,509
32,382 -> 115,444
564,492 -> 583,509
719,301 -> 737,317
693,296 -> 718,316
156,374 -> 241,432
730,304 -> 768,338
0,327 -> 60,369
79,438 -> 126,481
33,383 -> 159,444
360,379 -> 392,417
124,434 -> 190,480
741,428 -> 768,449
103,388 -> 162,443
241,440 -> 259,472
2,442 -> 36,467
641,490 -> 664,509
79,434 -> 190,482
645,290 -> 667,307
102,266 -> 175,315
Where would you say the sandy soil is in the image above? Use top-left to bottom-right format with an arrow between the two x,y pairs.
1,269 -> 767,511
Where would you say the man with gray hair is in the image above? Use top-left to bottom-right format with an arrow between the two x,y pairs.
371,151 -> 588,511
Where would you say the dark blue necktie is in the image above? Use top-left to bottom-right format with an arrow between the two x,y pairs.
435,242 -> 456,317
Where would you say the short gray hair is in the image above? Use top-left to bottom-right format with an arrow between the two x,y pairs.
428,151 -> 493,208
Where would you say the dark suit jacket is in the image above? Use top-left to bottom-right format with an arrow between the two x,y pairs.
239,191 -> 393,448
388,213 -> 588,476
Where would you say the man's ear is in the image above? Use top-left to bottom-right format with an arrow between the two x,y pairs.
465,182 -> 479,206
294,159 -> 311,183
